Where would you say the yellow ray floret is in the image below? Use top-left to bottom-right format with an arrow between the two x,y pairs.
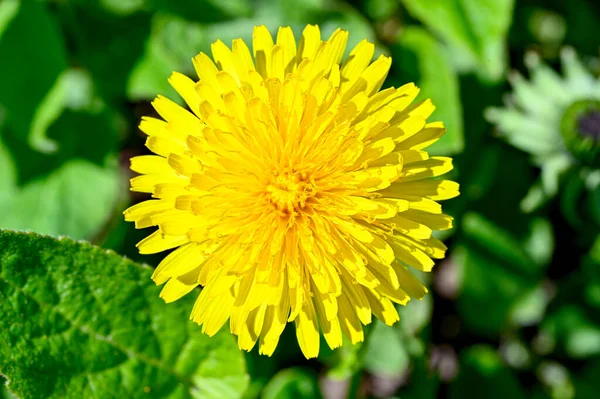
124,24 -> 459,359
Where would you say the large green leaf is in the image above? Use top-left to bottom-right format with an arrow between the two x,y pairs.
0,107 -> 122,240
146,0 -> 251,22
261,368 -> 321,399
461,213 -> 535,275
541,306 -> 600,359
0,230 -> 248,399
0,65 -> 124,240
363,321 -> 409,377
449,346 -> 525,399
455,213 -> 545,335
573,359 -> 600,399
128,13 -> 207,102
57,5 -> 151,102
400,0 -> 515,82
390,27 -> 463,155
0,1 -> 67,150
0,157 -> 121,240
128,1 -> 378,102
396,357 -> 438,399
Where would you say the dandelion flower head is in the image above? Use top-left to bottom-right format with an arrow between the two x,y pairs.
124,25 -> 459,358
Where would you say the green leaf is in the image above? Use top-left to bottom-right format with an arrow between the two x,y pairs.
0,230 -> 248,399
400,0 -> 515,82
560,169 -> 587,228
129,1 -> 380,102
391,27 -> 464,155
573,359 -> 600,399
261,368 -> 321,399
0,375 -> 17,399
363,322 -> 409,377
523,217 -> 554,268
0,140 -> 16,203
509,284 -> 550,327
449,346 -> 525,399
0,1 -> 19,40
462,213 -> 534,275
58,5 -> 151,101
541,306 -> 600,359
98,0 -> 145,16
146,0 -> 251,22
0,63 -> 123,240
0,97 -> 122,240
398,288 -> 433,336
396,357 -> 439,399
128,13 -> 208,102
0,159 -> 121,240
0,0 -> 67,145
455,244 -> 534,336
456,214 -> 552,334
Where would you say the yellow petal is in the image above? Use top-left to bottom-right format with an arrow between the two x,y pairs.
400,157 -> 453,182
295,296 -> 320,359
152,95 -> 200,129
232,38 -> 255,81
168,72 -> 201,117
130,155 -> 168,174
340,39 -> 375,90
152,241 -> 216,284
364,287 -> 399,325
380,180 -> 460,201
401,210 -> 454,231
159,266 -> 200,303
211,39 -> 240,84
137,230 -> 188,254
276,26 -> 297,75
338,291 -> 364,344
297,24 -> 321,62
253,25 -> 274,78
193,52 -> 220,91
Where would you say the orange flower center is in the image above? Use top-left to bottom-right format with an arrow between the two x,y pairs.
265,169 -> 317,215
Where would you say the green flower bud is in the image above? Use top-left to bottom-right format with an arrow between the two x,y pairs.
561,100 -> 600,166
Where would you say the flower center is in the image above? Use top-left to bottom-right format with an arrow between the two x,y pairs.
560,99 -> 600,166
265,169 -> 317,215
578,110 -> 600,141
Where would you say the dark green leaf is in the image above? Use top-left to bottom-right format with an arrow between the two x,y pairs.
462,213 -> 535,276
541,306 -> 600,359
573,359 -> 600,399
128,1 -> 378,102
523,218 -> 554,268
0,1 -> 67,149
0,375 -> 17,399
58,5 -> 151,101
0,99 -> 123,240
128,13 -> 208,102
509,285 -> 550,327
96,0 -> 145,16
261,368 -> 321,399
146,0 -> 251,22
0,230 -> 248,399
398,286 -> 433,336
449,346 -> 525,399
396,357 -> 438,399
391,27 -> 464,155
455,243 -> 534,335
363,322 -> 409,377
400,0 -> 515,82
0,158 -> 121,240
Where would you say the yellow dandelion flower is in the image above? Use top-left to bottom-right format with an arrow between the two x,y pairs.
124,25 -> 459,358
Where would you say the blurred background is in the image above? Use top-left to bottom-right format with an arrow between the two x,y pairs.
1,0 -> 600,398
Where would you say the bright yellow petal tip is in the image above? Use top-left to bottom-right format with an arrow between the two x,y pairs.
124,24 -> 459,359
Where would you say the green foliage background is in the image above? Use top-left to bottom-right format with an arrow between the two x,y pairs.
0,0 -> 599,398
